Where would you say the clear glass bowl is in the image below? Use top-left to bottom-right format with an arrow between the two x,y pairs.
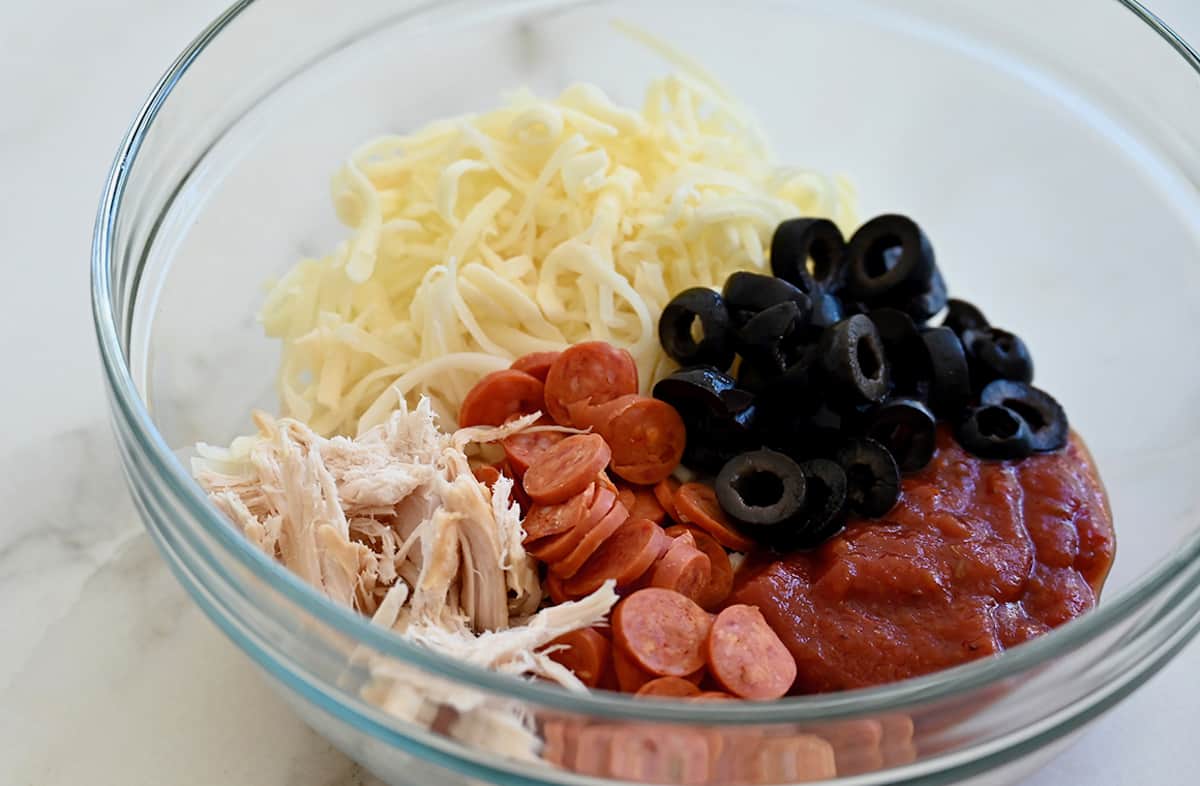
92,1 -> 1200,783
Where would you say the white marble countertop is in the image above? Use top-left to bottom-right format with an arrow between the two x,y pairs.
2,2 -> 1198,784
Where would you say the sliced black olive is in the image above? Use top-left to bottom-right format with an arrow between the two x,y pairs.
845,214 -> 936,302
980,380 -> 1068,452
678,404 -> 760,473
964,327 -> 1034,387
785,459 -> 850,549
897,267 -> 948,324
736,356 -> 776,395
658,288 -> 736,370
920,327 -> 971,416
955,404 -> 1036,460
865,398 -> 937,473
760,400 -> 850,462
737,301 -> 806,371
834,438 -> 901,518
770,217 -> 847,294
820,315 -> 890,405
942,298 -> 989,337
722,272 -> 812,324
808,292 -> 844,332
653,366 -> 752,417
745,342 -> 825,410
869,307 -> 926,394
716,450 -> 808,538
656,368 -> 759,473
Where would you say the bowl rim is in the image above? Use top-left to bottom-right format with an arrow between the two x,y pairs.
92,0 -> 1200,723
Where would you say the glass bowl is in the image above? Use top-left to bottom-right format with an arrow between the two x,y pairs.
92,1 -> 1200,783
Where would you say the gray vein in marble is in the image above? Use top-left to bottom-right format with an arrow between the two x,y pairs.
0,423 -> 141,684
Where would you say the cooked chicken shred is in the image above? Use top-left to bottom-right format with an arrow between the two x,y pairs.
194,399 -> 617,760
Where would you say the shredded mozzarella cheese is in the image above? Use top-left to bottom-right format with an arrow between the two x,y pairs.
260,72 -> 856,436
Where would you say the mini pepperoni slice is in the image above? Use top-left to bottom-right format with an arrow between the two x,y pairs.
628,487 -> 667,525
649,534 -> 711,604
551,499 -> 629,579
506,464 -> 532,514
545,572 -> 574,605
748,735 -> 837,782
564,517 -> 673,596
523,434 -> 612,505
511,351 -> 561,382
543,342 -> 639,426
472,464 -> 503,488
502,421 -> 567,479
612,646 -> 655,693
608,725 -> 712,784
527,486 -> 615,564
542,719 -> 584,769
674,483 -> 756,552
546,628 -> 611,688
635,677 -> 702,699
523,488 -> 593,544
664,525 -> 734,611
690,691 -> 736,701
458,369 -> 545,427
605,398 -> 687,485
595,471 -> 619,499
568,393 -> 641,434
613,588 -> 712,677
655,477 -> 682,522
706,605 -> 797,700
616,485 -> 637,512
574,725 -> 616,777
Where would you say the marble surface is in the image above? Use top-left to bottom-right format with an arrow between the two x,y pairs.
2,1 -> 1199,784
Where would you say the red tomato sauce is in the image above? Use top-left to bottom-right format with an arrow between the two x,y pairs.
730,428 -> 1115,694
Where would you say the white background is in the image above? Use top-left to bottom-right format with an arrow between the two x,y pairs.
0,2 -> 1197,784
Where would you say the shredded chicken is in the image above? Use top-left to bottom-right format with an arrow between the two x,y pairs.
194,399 -> 617,761
195,399 -> 550,630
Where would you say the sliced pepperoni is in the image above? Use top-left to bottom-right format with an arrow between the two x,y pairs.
655,477 -> 682,522
551,498 -> 629,579
649,534 -> 711,604
567,393 -> 641,434
472,464 -> 503,488
545,572 -> 573,605
506,464 -> 532,514
706,605 -> 797,700
546,628 -> 611,688
616,485 -> 637,514
880,715 -> 917,766
564,517 -> 673,596
613,588 -> 712,677
543,341 -> 639,426
674,483 -> 756,552
664,525 -> 734,611
541,719 -> 580,769
635,677 -> 702,698
458,369 -> 545,427
747,736 -> 836,782
523,489 -> 592,542
510,351 -> 561,382
502,423 -> 567,479
574,725 -> 616,778
628,487 -> 667,525
612,645 -> 655,693
605,398 -> 686,485
690,691 -> 735,701
523,434 -> 612,505
608,725 -> 711,785
525,487 -> 614,564
595,471 -> 619,499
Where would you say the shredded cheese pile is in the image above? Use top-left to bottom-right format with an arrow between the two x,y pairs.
260,69 -> 856,436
